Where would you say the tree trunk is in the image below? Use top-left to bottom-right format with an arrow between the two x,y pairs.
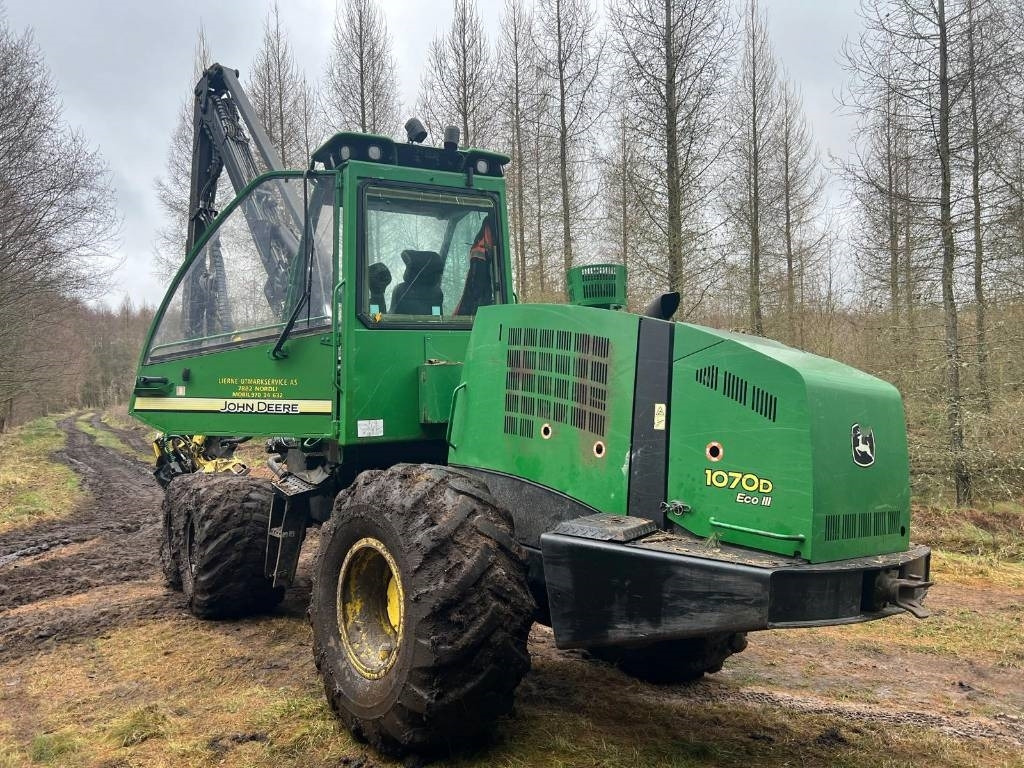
556,2 -> 573,281
937,0 -> 971,504
534,116 -> 546,294
967,2 -> 990,413
664,0 -> 684,294
886,99 -> 900,348
512,34 -> 528,300
783,118 -> 795,344
902,145 -> 915,361
620,118 -> 629,266
748,1 -> 763,336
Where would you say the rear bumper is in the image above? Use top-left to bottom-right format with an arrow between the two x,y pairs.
540,516 -> 931,649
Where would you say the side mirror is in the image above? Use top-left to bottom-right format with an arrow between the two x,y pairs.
644,292 -> 680,321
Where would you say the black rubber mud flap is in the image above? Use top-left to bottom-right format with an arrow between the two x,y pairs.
627,317 -> 674,527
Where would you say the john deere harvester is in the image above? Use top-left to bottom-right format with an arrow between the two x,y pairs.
131,64 -> 932,756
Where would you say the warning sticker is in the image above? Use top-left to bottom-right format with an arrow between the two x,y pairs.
653,403 -> 667,431
357,419 -> 384,438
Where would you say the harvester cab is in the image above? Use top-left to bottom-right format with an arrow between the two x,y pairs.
130,63 -> 931,758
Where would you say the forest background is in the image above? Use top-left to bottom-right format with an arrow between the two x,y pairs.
2,0 -> 1022,506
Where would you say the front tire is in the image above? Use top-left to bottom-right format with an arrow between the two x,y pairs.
310,464 -> 534,757
177,474 -> 285,618
592,633 -> 748,684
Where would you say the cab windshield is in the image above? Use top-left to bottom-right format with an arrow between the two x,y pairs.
361,185 -> 502,325
147,174 -> 334,361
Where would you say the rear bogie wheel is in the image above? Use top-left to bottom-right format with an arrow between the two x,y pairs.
310,463 -> 534,757
175,474 -> 285,618
592,633 -> 748,684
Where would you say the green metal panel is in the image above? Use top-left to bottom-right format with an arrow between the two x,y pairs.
343,329 -> 469,443
449,304 -> 639,515
131,331 -> 336,437
419,362 -> 464,424
666,324 -> 910,563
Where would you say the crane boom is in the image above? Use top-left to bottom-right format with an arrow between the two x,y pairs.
183,64 -> 305,337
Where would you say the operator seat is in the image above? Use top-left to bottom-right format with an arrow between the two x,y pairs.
391,250 -> 444,315
367,262 -> 392,313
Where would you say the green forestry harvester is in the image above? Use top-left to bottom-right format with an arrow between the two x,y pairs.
131,64 -> 932,756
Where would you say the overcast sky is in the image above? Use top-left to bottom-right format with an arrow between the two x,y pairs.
4,0 -> 862,309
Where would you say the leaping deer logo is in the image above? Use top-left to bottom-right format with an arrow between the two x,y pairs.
851,424 -> 875,467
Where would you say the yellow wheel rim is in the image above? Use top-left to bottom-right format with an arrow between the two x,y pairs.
336,537 -> 405,679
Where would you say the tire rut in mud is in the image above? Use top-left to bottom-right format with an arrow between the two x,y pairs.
528,626 -> 1024,749
87,409 -> 153,455
662,684 -> 1024,747
0,413 -> 176,660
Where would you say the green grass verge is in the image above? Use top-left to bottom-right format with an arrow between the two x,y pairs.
0,415 -> 81,533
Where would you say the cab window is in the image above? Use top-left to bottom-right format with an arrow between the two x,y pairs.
147,175 -> 334,361
361,185 -> 502,325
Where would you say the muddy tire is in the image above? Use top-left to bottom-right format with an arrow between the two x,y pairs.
310,463 -> 534,757
160,473 -> 210,590
177,474 -> 284,619
593,633 -> 748,684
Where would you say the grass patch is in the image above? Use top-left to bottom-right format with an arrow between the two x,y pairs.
99,403 -> 142,433
6,618 -> 361,767
100,404 -> 158,462
913,501 -> 1024,559
28,731 -> 78,763
107,704 -> 167,747
0,739 -> 25,768
831,604 -> 1024,669
931,549 -> 1024,589
452,657 -> 1023,768
0,416 -> 81,533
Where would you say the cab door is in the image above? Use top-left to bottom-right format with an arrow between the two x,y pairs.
131,173 -> 338,439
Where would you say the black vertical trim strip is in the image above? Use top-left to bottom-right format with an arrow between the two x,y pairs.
627,317 -> 674,526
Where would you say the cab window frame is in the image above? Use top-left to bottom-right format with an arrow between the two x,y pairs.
355,178 -> 505,331
143,169 -> 338,364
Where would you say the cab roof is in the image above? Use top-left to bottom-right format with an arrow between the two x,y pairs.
311,132 -> 510,177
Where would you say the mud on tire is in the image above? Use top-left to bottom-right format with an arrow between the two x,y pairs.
174,474 -> 284,618
593,632 -> 748,684
160,473 -> 210,590
310,463 -> 534,757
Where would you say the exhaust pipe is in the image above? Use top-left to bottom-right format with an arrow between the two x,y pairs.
644,292 -> 680,321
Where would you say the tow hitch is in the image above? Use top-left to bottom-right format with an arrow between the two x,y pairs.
875,570 -> 933,619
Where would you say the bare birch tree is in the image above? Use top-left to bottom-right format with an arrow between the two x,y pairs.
496,0 -> 535,298
536,0 -> 604,280
153,26 -> 211,275
842,0 -> 972,503
776,77 -> 827,345
418,0 -> 492,147
325,0 -> 401,136
725,0 -> 779,336
248,2 -> 307,168
608,0 -> 734,310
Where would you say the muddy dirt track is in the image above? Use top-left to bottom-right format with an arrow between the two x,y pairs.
1,414 -> 1022,763
0,415 -> 173,659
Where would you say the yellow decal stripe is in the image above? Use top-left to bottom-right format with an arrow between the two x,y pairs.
134,397 -> 332,414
